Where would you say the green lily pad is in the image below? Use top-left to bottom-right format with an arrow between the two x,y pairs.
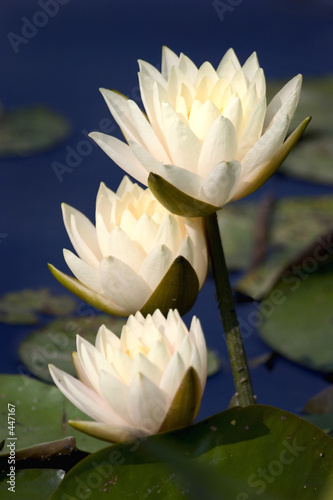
236,197 -> 333,299
303,385 -> 333,415
0,469 -> 65,499
0,288 -> 77,325
18,314 -> 126,383
206,349 -> 222,376
0,375 -> 109,454
267,76 -> 333,186
258,257 -> 333,373
50,405 -> 333,500
217,203 -> 256,271
0,105 -> 71,157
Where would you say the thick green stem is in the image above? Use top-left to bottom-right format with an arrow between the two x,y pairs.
204,212 -> 256,407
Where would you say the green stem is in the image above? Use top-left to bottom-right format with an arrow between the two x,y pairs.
204,212 -> 256,407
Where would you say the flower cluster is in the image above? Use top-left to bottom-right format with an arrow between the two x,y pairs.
49,47 -> 306,441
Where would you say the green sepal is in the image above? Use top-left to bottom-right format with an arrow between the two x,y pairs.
140,256 -> 199,317
47,263 -> 125,317
148,173 -> 219,217
159,367 -> 202,433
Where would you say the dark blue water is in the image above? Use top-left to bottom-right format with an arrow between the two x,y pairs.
0,0 -> 333,420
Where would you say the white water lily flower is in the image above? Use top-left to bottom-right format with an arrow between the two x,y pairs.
90,47 -> 310,217
48,176 -> 208,316
49,309 -> 207,442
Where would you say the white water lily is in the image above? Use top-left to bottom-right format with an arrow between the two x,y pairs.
49,309 -> 207,442
90,47 -> 309,217
48,176 -> 208,316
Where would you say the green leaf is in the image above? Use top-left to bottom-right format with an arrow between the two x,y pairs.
18,314 -> 125,383
236,197 -> 333,299
0,375 -> 109,454
148,172 -> 219,217
0,470 -> 65,500
51,405 -> 333,500
206,348 -> 222,376
0,105 -> 70,157
303,386 -> 333,415
217,203 -> 256,271
0,288 -> 77,325
258,258 -> 333,373
140,256 -> 199,317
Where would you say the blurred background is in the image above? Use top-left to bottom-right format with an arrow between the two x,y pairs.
0,0 -> 333,421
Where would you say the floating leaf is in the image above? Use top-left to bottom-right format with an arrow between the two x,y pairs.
206,349 -> 222,376
258,258 -> 333,373
0,470 -> 65,499
0,288 -> 77,325
217,203 -> 256,270
303,385 -> 333,415
236,197 -> 333,299
0,105 -> 70,157
51,405 -> 333,500
268,77 -> 333,186
0,375 -> 108,454
18,314 -> 126,383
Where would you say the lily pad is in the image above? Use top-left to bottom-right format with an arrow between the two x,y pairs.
267,76 -> 333,186
18,314 -> 126,383
0,375 -> 109,454
206,349 -> 222,376
0,288 -> 77,325
217,203 -> 256,271
0,105 -> 70,157
0,469 -> 65,499
258,257 -> 333,373
50,405 -> 333,500
303,385 -> 333,415
236,197 -> 333,299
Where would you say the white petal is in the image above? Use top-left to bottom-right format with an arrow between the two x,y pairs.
62,204 -> 102,268
138,60 -> 166,87
161,46 -> 179,80
129,141 -> 162,174
99,370 -> 132,425
177,53 -> 198,84
99,89 -> 143,145
152,213 -> 183,253
147,339 -> 171,372
177,235 -> 195,272
139,245 -> 174,290
96,324 -> 120,359
132,213 -> 159,254
221,96 -> 243,138
189,100 -> 221,141
200,160 -> 241,207
159,352 -> 186,401
237,95 -> 267,160
154,163 -> 202,200
89,132 -> 148,185
128,373 -> 168,432
242,52 -> 260,82
217,48 -> 241,79
99,256 -> 152,311
241,115 -> 289,174
63,249 -> 101,294
183,219 -> 208,289
49,364 -> 125,425
161,101 -> 201,171
198,116 -> 238,176
76,335 -> 114,394
264,74 -> 302,130
108,227 -> 145,272
127,100 -> 170,162
130,353 -> 162,386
